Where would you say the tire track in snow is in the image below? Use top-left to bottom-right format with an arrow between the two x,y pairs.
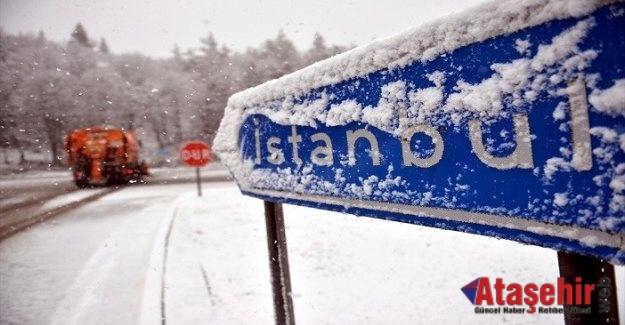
155,192 -> 220,324
137,194 -> 182,325
199,263 -> 217,307
160,206 -> 178,325
46,190 -> 177,325
47,208 -> 135,325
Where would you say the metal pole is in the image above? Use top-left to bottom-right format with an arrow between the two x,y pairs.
557,251 -> 620,325
264,201 -> 295,325
196,167 -> 202,197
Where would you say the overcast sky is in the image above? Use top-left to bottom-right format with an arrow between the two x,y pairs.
1,0 -> 485,58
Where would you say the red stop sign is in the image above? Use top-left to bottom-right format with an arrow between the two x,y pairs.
180,141 -> 212,167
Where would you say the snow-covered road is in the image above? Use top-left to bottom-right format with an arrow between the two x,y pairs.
0,184 -> 183,324
1,181 -> 623,324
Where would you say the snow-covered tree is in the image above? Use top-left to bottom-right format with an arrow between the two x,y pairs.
99,38 -> 110,54
304,32 -> 349,65
1,27 -> 345,167
70,23 -> 92,48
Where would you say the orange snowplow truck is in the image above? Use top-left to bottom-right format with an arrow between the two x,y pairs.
65,125 -> 148,187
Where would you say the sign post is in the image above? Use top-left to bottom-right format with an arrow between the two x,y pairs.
196,167 -> 202,197
180,141 -> 212,197
213,0 -> 624,323
264,201 -> 295,325
557,252 -> 620,325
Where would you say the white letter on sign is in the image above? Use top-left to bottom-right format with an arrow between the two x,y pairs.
347,129 -> 381,166
287,126 -> 303,165
254,126 -> 261,164
310,132 -> 334,166
566,78 -> 592,171
401,124 -> 444,168
267,136 -> 285,165
469,113 -> 534,170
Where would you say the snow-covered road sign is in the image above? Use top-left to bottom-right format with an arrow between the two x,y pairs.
215,0 -> 625,263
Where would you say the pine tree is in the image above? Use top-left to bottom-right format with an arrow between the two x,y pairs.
306,33 -> 329,64
71,23 -> 91,48
261,30 -> 302,79
37,30 -> 46,44
99,38 -> 110,53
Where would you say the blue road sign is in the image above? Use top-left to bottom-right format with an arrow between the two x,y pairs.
215,1 -> 625,263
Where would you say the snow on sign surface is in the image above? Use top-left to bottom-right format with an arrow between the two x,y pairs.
214,0 -> 625,263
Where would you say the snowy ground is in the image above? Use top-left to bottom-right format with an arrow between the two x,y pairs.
1,181 -> 623,324
156,184 -> 625,325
